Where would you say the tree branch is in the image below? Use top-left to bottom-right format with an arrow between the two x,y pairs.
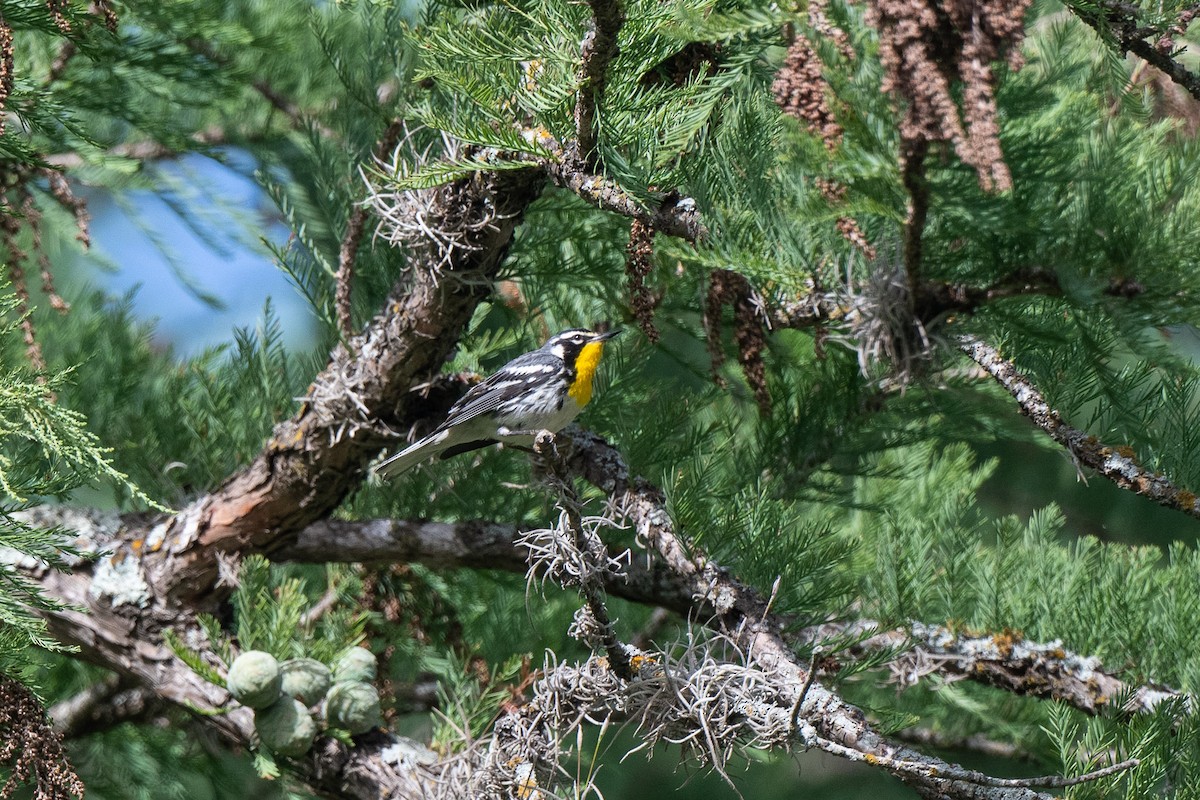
959,332 -> 1200,521
574,0 -> 625,163
336,118 -> 406,338
24,500 -> 1187,726
901,137 -> 930,302
550,428 -> 1099,798
49,676 -> 164,739
531,434 -> 635,678
147,168 -> 544,602
7,489 -> 1166,798
807,619 -> 1188,718
896,727 -> 1028,761
524,128 -> 706,242
768,269 -> 1063,332
1074,1 -> 1200,102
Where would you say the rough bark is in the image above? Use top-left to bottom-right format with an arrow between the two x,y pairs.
150,169 -> 545,602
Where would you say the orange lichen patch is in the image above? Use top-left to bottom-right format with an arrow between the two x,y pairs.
1115,445 -> 1137,459
629,653 -> 659,673
992,628 -> 1022,658
1178,490 -> 1197,509
864,753 -> 879,765
1051,647 -> 1066,659
514,778 -> 539,800
131,539 -> 144,552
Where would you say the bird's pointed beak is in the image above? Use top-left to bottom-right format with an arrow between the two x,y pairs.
594,328 -> 623,342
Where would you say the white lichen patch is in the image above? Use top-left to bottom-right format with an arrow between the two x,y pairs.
144,518 -> 172,552
0,547 -> 48,574
380,738 -> 438,769
89,554 -> 152,608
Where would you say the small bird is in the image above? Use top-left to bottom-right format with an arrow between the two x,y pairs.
374,328 -> 622,478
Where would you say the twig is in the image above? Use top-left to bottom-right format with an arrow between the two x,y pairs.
533,433 -> 634,680
574,0 -> 625,163
298,585 -> 340,628
336,118 -> 405,338
789,646 -> 821,732
531,129 -> 706,242
959,332 -> 1200,521
895,727 -> 1028,760
811,732 -> 1137,789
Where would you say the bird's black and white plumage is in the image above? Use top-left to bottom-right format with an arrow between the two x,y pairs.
374,328 -> 620,478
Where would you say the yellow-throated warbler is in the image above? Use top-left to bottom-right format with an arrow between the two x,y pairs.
374,328 -> 621,478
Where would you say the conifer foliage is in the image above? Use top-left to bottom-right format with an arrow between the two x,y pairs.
5,0 -> 1200,797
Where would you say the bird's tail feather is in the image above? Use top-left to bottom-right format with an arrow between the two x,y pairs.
439,438 -> 497,460
374,430 -> 452,479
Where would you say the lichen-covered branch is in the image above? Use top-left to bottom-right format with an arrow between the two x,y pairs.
2,494 -> 1160,797
959,332 -> 1200,520
485,643 -> 1132,800
21,499 -> 1189,727
551,428 -> 1106,798
528,434 -> 635,678
807,619 -> 1188,718
152,168 -> 544,602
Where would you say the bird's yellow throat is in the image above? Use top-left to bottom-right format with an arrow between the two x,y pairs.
568,341 -> 605,406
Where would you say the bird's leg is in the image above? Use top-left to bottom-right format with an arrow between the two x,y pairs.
496,427 -> 558,455
532,430 -> 559,461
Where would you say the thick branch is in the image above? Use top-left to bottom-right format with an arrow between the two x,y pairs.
553,428 -> 1070,799
959,332 -> 1200,521
9,510 -> 444,799
153,168 -> 544,601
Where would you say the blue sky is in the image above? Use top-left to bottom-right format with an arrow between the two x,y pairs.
69,149 -> 316,356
